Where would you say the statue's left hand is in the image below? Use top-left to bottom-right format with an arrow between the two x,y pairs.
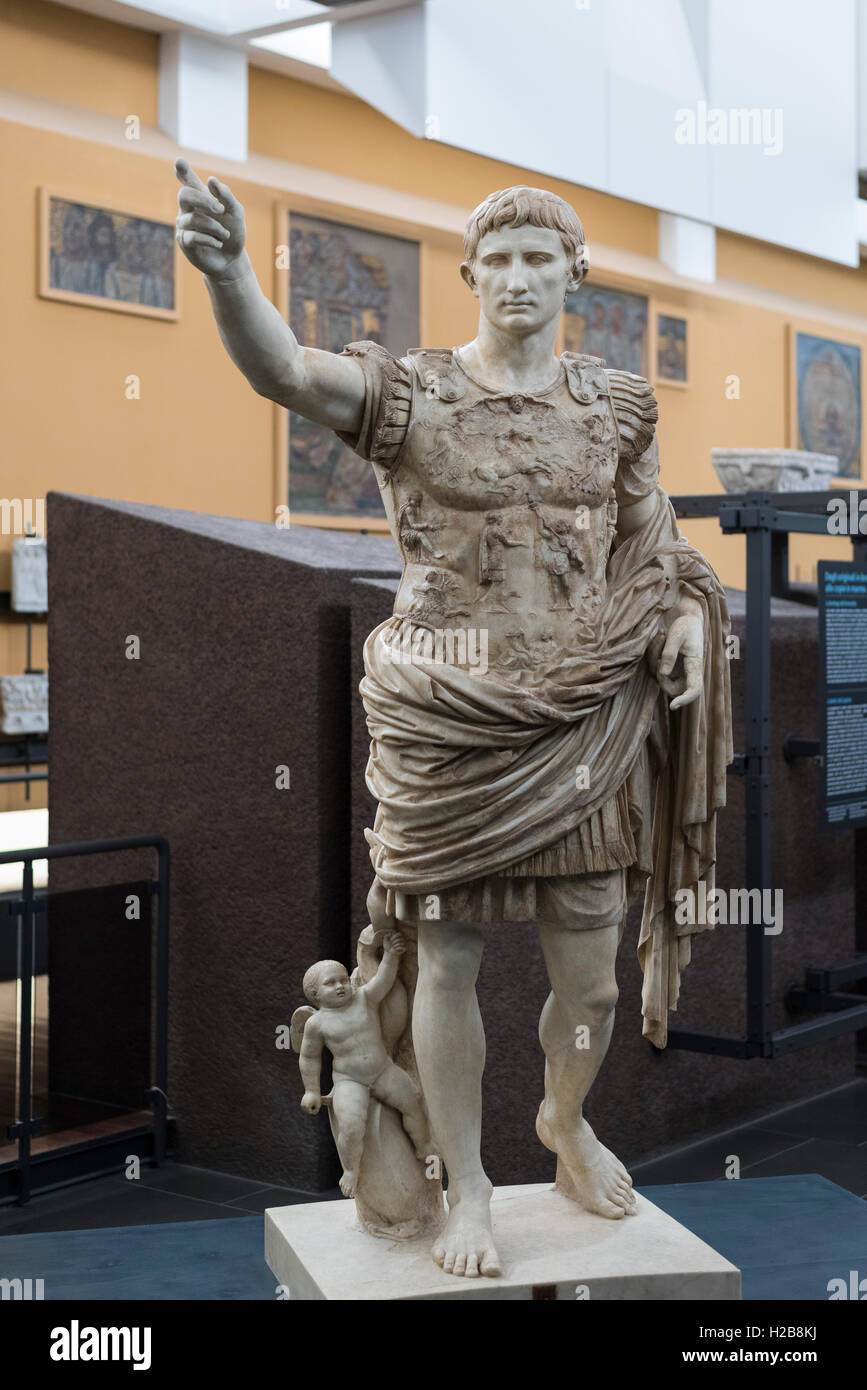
649,610 -> 703,710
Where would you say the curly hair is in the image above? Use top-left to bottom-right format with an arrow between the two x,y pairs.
302,959 -> 348,1003
463,185 -> 589,287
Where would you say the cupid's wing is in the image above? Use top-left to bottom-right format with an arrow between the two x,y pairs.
290,1005 -> 316,1054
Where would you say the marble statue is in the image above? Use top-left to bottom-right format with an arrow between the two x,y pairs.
176,160 -> 732,1281
292,925 -> 441,1240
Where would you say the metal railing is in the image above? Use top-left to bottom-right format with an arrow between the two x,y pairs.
667,490 -> 867,1058
0,835 -> 169,1203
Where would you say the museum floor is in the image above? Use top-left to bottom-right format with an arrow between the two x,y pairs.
0,1080 -> 864,1299
5,1077 -> 865,1236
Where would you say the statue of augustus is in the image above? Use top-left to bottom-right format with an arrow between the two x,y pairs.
176,160 -> 732,1281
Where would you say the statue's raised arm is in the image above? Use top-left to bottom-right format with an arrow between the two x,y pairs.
174,159 -> 365,435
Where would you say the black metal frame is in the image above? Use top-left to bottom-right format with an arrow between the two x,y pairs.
0,738 -> 48,798
665,490 -> 867,1058
0,835 -> 169,1203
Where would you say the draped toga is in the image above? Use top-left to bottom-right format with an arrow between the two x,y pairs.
337,341 -> 732,1047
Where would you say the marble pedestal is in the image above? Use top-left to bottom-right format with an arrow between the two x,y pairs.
265,1183 -> 741,1301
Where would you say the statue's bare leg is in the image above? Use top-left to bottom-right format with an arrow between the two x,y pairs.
331,1076 -> 370,1198
535,912 -> 636,1219
413,921 -> 501,1279
371,1060 -> 430,1160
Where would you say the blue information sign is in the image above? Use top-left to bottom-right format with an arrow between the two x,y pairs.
818,560 -> 867,830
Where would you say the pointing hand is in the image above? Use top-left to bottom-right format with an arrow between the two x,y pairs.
174,158 -> 246,278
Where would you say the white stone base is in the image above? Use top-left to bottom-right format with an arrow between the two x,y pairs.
265,1183 -> 741,1301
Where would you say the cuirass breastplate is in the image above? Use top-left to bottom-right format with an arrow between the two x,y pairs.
385,349 -> 620,671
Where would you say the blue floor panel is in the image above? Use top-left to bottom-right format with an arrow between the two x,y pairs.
639,1174 -> 867,1300
0,1174 -> 863,1299
0,1214 -> 274,1300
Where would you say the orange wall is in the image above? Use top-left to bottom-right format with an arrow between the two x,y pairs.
0,0 -> 158,122
1,1 -> 865,810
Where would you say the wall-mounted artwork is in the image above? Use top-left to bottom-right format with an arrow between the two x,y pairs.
656,313 -> 688,386
563,284 -> 649,376
791,330 -> 861,478
39,191 -> 179,320
286,212 -> 420,523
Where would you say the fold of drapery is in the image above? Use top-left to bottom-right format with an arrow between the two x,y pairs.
634,541 -> 733,1046
360,488 -> 732,1045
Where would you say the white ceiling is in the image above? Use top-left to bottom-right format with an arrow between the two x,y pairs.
27,0 -> 867,266
56,0 -> 415,39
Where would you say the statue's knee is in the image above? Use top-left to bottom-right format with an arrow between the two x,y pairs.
582,983 -> 619,1027
418,933 -> 481,994
560,981 -> 618,1030
418,954 -> 465,994
340,1118 -> 367,1146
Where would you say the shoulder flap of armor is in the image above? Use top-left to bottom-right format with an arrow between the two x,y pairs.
406,348 -> 466,401
561,352 -> 611,405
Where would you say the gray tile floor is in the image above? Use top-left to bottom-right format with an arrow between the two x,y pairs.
1,1079 -> 864,1236
0,1160 -> 343,1237
629,1078 -> 867,1195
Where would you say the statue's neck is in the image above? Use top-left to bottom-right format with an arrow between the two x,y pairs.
460,316 -> 561,394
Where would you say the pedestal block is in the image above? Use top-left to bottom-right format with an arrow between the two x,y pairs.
265,1183 -> 741,1300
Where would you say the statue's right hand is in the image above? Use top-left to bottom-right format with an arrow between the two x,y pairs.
301,1091 -> 322,1115
174,158 -> 246,278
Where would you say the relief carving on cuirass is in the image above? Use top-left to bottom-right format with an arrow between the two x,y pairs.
408,349 -> 467,406
499,629 -> 565,679
396,493 -> 446,564
475,510 -> 529,612
389,354 -> 627,637
416,393 -> 614,508
529,498 -> 587,611
405,566 -> 470,623
580,404 -> 616,446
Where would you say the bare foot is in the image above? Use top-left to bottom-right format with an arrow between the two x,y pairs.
432,1177 -> 502,1278
339,1170 -> 358,1197
536,1105 -> 636,1220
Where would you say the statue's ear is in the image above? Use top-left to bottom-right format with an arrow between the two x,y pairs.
460,261 -> 478,295
566,247 -> 590,295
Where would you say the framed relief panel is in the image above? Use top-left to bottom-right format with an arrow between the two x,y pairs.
283,210 -> 420,527
563,283 -> 649,377
790,328 -> 861,478
655,313 -> 688,387
39,190 -> 179,320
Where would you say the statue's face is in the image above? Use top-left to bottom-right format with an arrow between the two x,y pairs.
317,967 -> 352,1008
462,225 -> 571,336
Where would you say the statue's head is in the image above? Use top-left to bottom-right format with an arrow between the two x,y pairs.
461,186 -> 589,336
303,960 -> 352,1008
